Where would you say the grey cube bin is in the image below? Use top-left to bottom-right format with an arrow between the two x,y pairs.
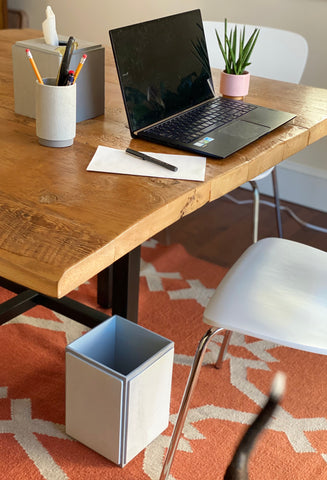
65,315 -> 174,466
12,36 -> 105,123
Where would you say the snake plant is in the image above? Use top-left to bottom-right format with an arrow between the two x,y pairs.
216,19 -> 260,75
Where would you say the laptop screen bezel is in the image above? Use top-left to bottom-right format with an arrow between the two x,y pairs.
109,9 -> 215,135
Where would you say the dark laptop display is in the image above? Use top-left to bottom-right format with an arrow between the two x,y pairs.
109,10 -> 295,159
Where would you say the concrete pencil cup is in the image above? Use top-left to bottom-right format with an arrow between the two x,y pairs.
35,77 -> 76,147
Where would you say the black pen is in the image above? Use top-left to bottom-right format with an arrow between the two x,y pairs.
126,148 -> 178,172
56,36 -> 75,86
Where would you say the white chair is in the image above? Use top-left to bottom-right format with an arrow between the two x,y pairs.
203,22 -> 309,242
160,237 -> 327,479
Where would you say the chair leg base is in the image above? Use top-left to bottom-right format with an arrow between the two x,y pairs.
250,180 -> 259,244
215,330 -> 232,369
250,167 -> 284,242
271,167 -> 283,238
159,326 -> 223,480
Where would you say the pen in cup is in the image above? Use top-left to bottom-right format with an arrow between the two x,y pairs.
56,35 -> 75,86
73,54 -> 87,84
126,148 -> 178,172
26,49 -> 44,84
66,70 -> 75,86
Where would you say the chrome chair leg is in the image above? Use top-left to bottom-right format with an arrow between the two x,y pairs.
250,180 -> 259,244
159,326 -> 223,480
215,330 -> 232,369
271,167 -> 283,238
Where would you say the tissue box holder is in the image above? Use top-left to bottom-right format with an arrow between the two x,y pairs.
65,315 -> 174,466
12,36 -> 105,122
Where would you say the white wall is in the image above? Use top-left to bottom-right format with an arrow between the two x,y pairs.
7,0 -> 327,211
8,0 -> 326,87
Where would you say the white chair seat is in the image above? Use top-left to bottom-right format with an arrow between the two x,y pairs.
204,237 -> 327,354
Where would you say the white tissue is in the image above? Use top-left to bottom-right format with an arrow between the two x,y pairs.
42,6 -> 59,46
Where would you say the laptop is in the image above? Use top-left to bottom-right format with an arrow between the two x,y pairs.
109,10 -> 295,159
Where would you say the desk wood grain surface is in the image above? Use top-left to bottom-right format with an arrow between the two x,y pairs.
1,29 -> 327,298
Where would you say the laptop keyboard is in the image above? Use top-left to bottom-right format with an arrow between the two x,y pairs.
143,97 -> 257,144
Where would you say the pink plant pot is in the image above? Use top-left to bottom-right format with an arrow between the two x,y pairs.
220,71 -> 250,99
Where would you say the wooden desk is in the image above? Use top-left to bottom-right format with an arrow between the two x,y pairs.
1,29 -> 327,324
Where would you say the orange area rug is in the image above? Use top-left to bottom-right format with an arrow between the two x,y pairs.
1,240 -> 327,479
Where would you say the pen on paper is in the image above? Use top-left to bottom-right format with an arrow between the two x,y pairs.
73,54 -> 87,84
25,49 -> 44,84
126,148 -> 178,172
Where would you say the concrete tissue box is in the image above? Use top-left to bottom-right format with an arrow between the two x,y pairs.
65,315 -> 174,466
12,36 -> 105,123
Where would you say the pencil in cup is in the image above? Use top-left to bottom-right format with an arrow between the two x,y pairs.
73,54 -> 87,84
26,49 -> 44,85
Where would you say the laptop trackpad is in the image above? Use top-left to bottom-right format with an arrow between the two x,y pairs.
219,120 -> 270,139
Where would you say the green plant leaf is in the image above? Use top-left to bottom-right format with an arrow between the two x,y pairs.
215,19 -> 260,75
225,32 -> 239,74
224,18 -> 227,56
215,29 -> 231,73
241,29 -> 260,70
237,26 -> 245,73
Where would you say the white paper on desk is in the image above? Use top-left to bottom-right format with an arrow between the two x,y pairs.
87,146 -> 206,181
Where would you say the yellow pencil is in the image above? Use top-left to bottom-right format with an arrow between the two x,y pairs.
26,49 -> 44,85
73,54 -> 87,84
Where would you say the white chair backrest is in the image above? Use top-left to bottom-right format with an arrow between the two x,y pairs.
203,21 -> 308,84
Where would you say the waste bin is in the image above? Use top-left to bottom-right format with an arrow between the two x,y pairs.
65,315 -> 174,466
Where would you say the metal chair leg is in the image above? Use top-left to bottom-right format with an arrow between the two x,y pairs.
271,167 -> 283,238
215,330 -> 232,369
250,180 -> 259,244
159,326 -> 223,480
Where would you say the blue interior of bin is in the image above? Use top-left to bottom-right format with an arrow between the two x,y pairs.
68,316 -> 171,376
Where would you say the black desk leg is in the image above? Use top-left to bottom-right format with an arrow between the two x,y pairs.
97,246 -> 141,324
112,246 -> 141,323
97,265 -> 113,309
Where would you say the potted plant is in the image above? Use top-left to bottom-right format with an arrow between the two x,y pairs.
216,19 -> 260,99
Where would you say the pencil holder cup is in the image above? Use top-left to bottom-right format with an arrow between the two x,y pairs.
35,78 -> 76,147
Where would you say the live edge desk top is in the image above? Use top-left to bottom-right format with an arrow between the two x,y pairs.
1,29 -> 327,322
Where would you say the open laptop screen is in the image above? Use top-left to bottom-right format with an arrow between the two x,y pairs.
109,9 -> 214,133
